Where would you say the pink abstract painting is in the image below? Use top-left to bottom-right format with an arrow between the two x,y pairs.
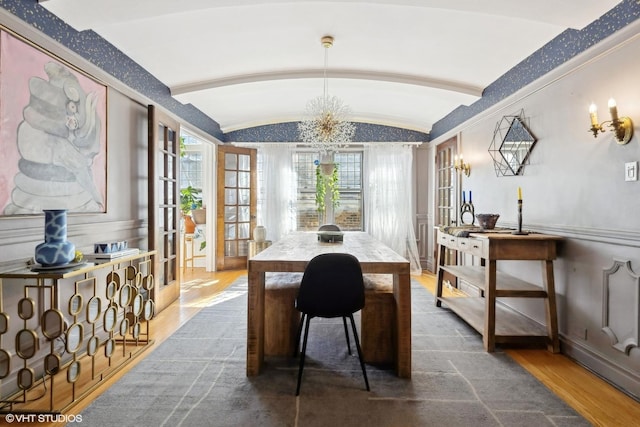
0,30 -> 107,215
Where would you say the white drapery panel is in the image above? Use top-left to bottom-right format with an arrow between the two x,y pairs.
257,144 -> 296,241
365,144 -> 422,275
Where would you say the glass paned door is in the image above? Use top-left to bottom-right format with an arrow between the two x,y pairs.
216,145 -> 256,270
435,137 -> 458,285
148,105 -> 180,312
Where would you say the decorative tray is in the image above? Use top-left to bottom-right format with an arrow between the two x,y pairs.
316,230 -> 344,243
29,261 -> 88,272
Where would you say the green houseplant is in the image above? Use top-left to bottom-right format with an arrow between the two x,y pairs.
315,163 -> 340,213
180,185 -> 203,215
180,185 -> 206,250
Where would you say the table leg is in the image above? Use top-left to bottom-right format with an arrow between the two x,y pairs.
394,272 -> 412,378
246,269 -> 265,376
483,260 -> 497,352
542,260 -> 560,353
435,243 -> 446,307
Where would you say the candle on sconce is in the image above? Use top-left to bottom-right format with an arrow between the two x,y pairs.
517,187 -> 522,200
608,98 -> 619,121
589,103 -> 598,126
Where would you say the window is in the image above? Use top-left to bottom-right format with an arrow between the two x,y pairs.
292,150 -> 363,231
333,152 -> 362,231
180,133 -> 203,190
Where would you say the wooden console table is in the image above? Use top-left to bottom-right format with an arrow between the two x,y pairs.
435,229 -> 562,352
0,251 -> 155,414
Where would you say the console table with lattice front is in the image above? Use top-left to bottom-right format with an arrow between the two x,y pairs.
436,229 -> 562,353
0,251 -> 156,414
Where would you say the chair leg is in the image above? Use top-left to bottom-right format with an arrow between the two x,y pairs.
342,316 -> 352,355
293,313 -> 306,357
348,314 -> 370,392
295,315 -> 311,396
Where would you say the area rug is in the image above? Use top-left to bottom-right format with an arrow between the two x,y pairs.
74,277 -> 588,427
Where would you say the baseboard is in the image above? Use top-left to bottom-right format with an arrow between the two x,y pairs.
561,336 -> 640,402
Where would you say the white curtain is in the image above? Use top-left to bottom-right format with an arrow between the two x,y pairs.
365,144 -> 422,275
257,144 -> 296,241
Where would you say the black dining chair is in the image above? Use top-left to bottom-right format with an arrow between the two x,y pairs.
318,224 -> 341,231
293,253 -> 370,395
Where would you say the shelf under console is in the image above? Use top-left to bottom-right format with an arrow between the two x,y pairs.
437,296 -> 549,346
439,265 -> 548,298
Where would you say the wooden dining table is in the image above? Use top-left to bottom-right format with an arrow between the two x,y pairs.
246,231 -> 412,378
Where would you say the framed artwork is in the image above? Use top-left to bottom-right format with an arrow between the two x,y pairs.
0,29 -> 107,215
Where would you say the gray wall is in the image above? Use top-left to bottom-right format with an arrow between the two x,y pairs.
425,23 -> 640,399
0,87 -> 149,266
0,12 -> 151,396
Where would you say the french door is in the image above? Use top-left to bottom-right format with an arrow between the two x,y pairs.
435,136 -> 458,284
216,145 -> 257,270
148,105 -> 181,311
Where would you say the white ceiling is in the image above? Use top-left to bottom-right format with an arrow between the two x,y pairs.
39,0 -> 621,134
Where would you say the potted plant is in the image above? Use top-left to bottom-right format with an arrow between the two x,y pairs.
315,162 -> 339,213
180,185 -> 202,235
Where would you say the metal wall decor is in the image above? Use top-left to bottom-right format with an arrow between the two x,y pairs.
488,110 -> 537,176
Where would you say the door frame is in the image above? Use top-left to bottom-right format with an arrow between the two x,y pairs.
216,145 -> 257,270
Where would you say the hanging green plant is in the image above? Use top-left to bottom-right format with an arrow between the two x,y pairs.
315,163 -> 340,213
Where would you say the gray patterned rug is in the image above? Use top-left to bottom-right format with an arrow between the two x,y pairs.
74,277 -> 588,427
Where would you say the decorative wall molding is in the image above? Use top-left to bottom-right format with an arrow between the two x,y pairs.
498,221 -> 640,248
602,259 -> 640,355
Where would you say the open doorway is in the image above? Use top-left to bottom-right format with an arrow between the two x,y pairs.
179,129 -> 215,276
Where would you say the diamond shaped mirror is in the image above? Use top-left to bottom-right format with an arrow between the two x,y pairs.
488,112 -> 537,176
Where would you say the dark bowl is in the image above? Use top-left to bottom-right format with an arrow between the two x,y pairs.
475,214 -> 500,230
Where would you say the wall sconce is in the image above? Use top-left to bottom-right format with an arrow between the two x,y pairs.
589,98 -> 634,145
454,154 -> 471,176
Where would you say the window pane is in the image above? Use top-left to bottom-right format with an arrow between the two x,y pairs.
238,171 -> 250,188
225,153 -> 237,170
238,240 -> 248,256
223,206 -> 236,222
238,222 -> 250,239
335,192 -> 362,231
225,171 -> 237,187
225,223 -> 236,239
238,206 -> 250,222
225,189 -> 237,204
238,154 -> 250,171
238,189 -> 250,205
225,240 -> 237,257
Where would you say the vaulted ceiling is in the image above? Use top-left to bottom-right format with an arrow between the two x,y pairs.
39,0 -> 621,135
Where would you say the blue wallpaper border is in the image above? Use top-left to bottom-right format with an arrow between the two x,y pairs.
226,122 -> 428,143
429,0 -> 640,140
2,0 -> 639,143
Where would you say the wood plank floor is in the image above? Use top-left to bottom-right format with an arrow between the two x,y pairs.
16,268 -> 640,426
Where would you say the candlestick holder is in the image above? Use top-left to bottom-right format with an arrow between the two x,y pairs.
512,199 -> 529,235
460,202 -> 475,225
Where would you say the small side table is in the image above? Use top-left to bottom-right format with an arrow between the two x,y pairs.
248,240 -> 272,267
183,233 -> 206,270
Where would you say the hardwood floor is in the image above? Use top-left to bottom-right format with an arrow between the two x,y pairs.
418,271 -> 640,427
20,268 -> 639,426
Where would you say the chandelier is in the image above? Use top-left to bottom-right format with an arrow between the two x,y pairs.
298,36 -> 356,155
